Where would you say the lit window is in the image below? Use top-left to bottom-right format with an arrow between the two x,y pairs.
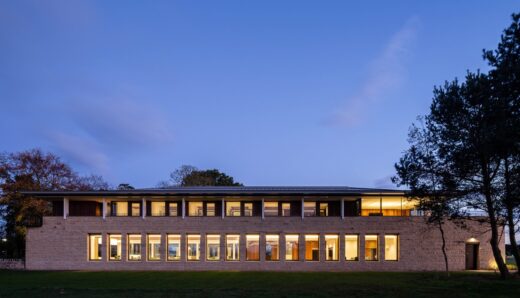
385,235 -> 399,261
168,203 -> 178,216
108,234 -> 122,261
167,234 -> 181,261
361,198 -> 381,216
345,235 -> 359,261
112,202 -> 128,216
188,202 -> 203,216
130,202 -> 140,217
304,202 -> 316,217
325,234 -> 338,261
246,234 -> 259,261
88,234 -> 102,261
244,203 -> 253,216
226,234 -> 240,261
128,234 -> 141,261
319,203 -> 328,216
206,203 -> 216,216
281,203 -> 291,216
305,234 -> 319,261
365,235 -> 378,261
285,234 -> 299,261
206,234 -> 220,261
187,234 -> 200,261
226,202 -> 241,217
147,234 -> 161,261
265,234 -> 279,261
151,202 -> 166,216
264,202 -> 278,217
381,198 -> 403,216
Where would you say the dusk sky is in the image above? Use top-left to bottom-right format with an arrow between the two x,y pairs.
1,1 -> 519,188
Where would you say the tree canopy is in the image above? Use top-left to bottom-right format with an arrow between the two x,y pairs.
160,165 -> 243,187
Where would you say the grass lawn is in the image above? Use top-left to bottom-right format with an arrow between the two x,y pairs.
0,270 -> 519,298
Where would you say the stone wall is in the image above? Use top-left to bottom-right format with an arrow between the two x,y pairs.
26,216 -> 502,271
0,259 -> 25,270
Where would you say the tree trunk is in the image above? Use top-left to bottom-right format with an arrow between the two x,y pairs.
438,221 -> 450,277
506,206 -> 520,274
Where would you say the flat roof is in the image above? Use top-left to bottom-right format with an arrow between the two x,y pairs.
22,186 -> 406,198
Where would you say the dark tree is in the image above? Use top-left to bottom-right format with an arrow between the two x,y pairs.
0,149 -> 109,258
160,165 -> 243,187
117,183 -> 135,190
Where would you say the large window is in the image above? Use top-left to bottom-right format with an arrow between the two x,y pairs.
246,234 -> 260,261
128,234 -> 141,261
264,202 -> 278,217
345,235 -> 359,261
365,235 -> 379,261
325,234 -> 339,261
304,202 -> 316,217
206,203 -> 216,216
226,202 -> 241,217
385,235 -> 399,261
206,234 -> 220,261
305,234 -> 319,261
151,202 -> 166,216
130,202 -> 141,217
188,202 -> 203,216
265,234 -> 279,261
243,203 -> 253,216
187,234 -> 200,260
226,234 -> 240,261
361,198 -> 381,216
381,198 -> 403,216
167,234 -> 181,261
147,234 -> 161,261
88,234 -> 102,261
112,202 -> 128,216
285,234 -> 299,261
168,202 -> 178,216
281,203 -> 291,216
108,234 -> 122,261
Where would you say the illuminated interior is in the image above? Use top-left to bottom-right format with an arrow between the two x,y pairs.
115,202 -> 128,216
325,234 -> 339,261
130,202 -> 140,217
226,202 -> 241,217
285,234 -> 299,261
385,235 -> 399,261
345,235 -> 359,261
264,202 -> 278,216
304,202 -> 316,217
206,234 -> 220,261
265,234 -> 279,261
206,203 -> 216,216
167,234 -> 181,261
281,203 -> 291,216
168,203 -> 178,216
127,234 -> 141,261
365,235 -> 378,261
361,197 -> 418,216
151,202 -> 166,216
147,234 -> 161,261
108,234 -> 122,261
319,203 -> 328,216
187,234 -> 200,260
88,234 -> 102,261
244,203 -> 253,216
305,234 -> 319,261
246,234 -> 260,261
188,202 -> 203,216
226,234 -> 240,261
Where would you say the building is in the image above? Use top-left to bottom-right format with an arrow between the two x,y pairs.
24,186 -> 500,271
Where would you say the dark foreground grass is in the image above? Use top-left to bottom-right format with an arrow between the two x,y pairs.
0,270 -> 519,298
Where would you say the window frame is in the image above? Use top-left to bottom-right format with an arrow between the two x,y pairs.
246,234 -> 260,261
304,234 -> 320,261
226,234 -> 240,261
127,234 -> 142,261
186,234 -> 201,261
285,234 -> 299,261
108,234 -> 122,261
325,234 -> 339,261
206,234 -> 221,261
384,234 -> 399,261
364,234 -> 379,261
147,234 -> 162,261
166,234 -> 181,261
265,234 -> 280,261
88,234 -> 102,261
345,234 -> 360,261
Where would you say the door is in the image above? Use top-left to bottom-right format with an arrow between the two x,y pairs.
465,243 -> 479,270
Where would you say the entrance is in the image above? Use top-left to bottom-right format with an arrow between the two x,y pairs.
465,241 -> 479,270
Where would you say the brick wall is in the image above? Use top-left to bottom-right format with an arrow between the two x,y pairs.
26,216 -> 502,271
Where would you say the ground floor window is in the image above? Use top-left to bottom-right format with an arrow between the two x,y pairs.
187,234 -> 201,260
206,234 -> 220,261
305,234 -> 319,261
246,234 -> 260,261
345,235 -> 359,261
365,235 -> 378,261
108,234 -> 122,261
285,234 -> 299,261
147,234 -> 161,261
128,234 -> 141,261
167,234 -> 181,261
88,234 -> 102,261
265,234 -> 279,261
226,234 -> 240,261
325,234 -> 339,261
385,235 -> 399,261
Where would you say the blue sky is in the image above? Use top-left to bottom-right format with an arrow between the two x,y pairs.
1,0 -> 519,188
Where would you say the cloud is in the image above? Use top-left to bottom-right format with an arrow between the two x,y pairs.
328,16 -> 420,126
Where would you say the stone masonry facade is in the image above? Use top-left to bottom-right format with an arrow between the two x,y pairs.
26,216 -> 501,271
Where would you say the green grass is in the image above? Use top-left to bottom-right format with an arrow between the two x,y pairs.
0,270 -> 519,298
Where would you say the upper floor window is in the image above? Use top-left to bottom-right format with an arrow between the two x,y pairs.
319,203 -> 328,216
206,202 -> 216,216
151,202 -> 166,216
361,198 -> 381,216
168,202 -> 178,216
281,203 -> 291,216
112,202 -> 128,216
243,203 -> 253,216
130,202 -> 141,217
226,202 -> 241,217
264,202 -> 278,217
304,202 -> 316,217
188,202 -> 203,216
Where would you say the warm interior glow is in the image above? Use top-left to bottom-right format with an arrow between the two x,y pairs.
226,234 -> 240,261
116,202 -> 128,216
206,234 -> 220,261
187,234 -> 201,260
206,203 -> 216,216
265,234 -> 279,261
325,234 -> 338,261
147,234 -> 161,261
264,202 -> 278,217
131,202 -> 140,217
345,235 -> 359,261
167,234 -> 181,261
305,234 -> 319,261
168,203 -> 178,216
88,234 -> 102,261
128,234 -> 141,261
188,202 -> 203,216
246,234 -> 260,261
384,235 -> 398,261
281,203 -> 291,216
151,202 -> 166,216
226,202 -> 241,217
108,234 -> 122,261
365,235 -> 378,261
304,202 -> 316,217
285,234 -> 299,261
